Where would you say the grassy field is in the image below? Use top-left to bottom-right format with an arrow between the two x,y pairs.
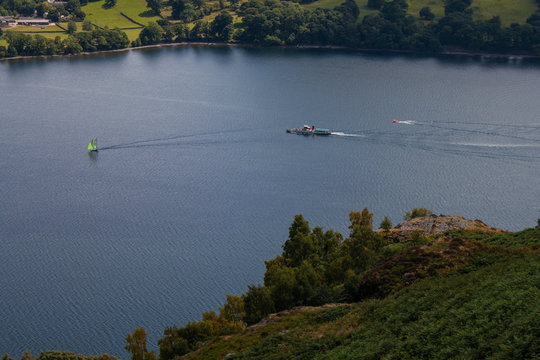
83,0 -> 160,29
303,0 -> 536,25
471,0 -> 538,26
122,28 -> 145,41
6,24 -> 68,40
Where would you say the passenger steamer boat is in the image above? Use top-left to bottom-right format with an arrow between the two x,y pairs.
286,125 -> 331,136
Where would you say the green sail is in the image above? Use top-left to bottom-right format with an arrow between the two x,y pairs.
88,137 -> 97,151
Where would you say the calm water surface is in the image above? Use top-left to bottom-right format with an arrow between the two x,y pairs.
1,47 -> 539,357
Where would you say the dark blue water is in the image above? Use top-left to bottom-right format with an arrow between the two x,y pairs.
1,47 -> 539,358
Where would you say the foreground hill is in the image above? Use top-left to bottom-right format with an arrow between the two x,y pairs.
174,215 -> 540,359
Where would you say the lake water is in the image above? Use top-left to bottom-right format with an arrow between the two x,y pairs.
1,47 -> 539,358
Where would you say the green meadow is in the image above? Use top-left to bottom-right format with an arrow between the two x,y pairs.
303,0 -> 536,25
471,0 -> 538,26
83,0 -> 160,29
7,24 -> 69,40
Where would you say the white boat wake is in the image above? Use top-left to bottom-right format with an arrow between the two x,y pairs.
331,132 -> 364,137
393,120 -> 416,125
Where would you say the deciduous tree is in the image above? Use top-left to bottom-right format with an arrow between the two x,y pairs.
125,328 -> 156,360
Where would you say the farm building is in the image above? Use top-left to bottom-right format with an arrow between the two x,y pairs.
0,16 -> 17,27
16,18 -> 51,26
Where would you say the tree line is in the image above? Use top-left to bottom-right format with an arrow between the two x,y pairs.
0,0 -> 86,22
1,0 -> 539,59
0,27 -> 129,57
133,0 -> 540,54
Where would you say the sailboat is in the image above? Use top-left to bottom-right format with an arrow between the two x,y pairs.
88,137 -> 98,152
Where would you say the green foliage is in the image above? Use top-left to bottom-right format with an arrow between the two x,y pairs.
403,207 -> 434,220
36,351 -> 117,360
349,208 -> 374,230
146,0 -> 162,15
19,352 -> 34,360
198,247 -> 540,359
1,27 -> 128,57
67,21 -> 77,34
138,21 -> 164,45
305,305 -> 352,324
104,0 -> 117,8
318,253 -> 540,360
157,295 -> 246,360
419,6 -> 435,20
243,284 -> 275,325
447,227 -> 540,247
125,328 -> 156,360
220,294 -> 245,323
209,11 -> 233,40
82,19 -> 93,31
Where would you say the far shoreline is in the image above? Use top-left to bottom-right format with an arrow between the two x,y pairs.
2,41 -> 540,62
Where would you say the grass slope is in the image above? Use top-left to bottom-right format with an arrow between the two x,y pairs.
471,0 -> 538,26
6,24 -> 69,40
184,228 -> 540,359
303,0 -> 537,25
83,0 -> 160,29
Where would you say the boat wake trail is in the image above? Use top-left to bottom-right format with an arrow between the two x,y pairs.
415,122 -> 540,144
331,132 -> 365,137
98,128 -> 256,151
383,118 -> 540,164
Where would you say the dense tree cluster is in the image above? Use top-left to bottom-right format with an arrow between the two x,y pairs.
0,27 -> 128,57
0,0 -> 86,21
129,0 -> 540,54
157,295 -> 245,359
132,13 -> 234,46
2,0 -> 539,59
157,208 -> 407,360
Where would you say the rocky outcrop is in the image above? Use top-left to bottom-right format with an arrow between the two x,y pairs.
380,215 -> 505,242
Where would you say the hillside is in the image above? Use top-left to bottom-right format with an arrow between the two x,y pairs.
184,250 -> 539,359
3,0 -> 538,46
170,215 -> 540,359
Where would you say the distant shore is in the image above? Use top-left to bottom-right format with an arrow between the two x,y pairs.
2,41 -> 540,62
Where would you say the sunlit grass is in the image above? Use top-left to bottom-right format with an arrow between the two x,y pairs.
122,28 -> 144,41
302,0 -> 536,24
83,0 -> 160,29
4,24 -> 69,40
471,0 -> 537,26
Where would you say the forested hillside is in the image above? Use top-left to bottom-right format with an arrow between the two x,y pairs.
1,0 -> 540,58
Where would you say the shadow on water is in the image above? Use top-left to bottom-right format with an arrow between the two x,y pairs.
87,151 -> 99,163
